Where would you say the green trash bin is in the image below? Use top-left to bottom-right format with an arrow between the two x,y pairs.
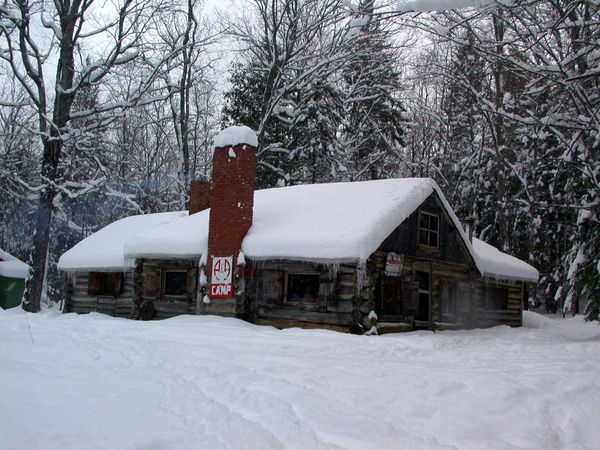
0,249 -> 30,310
0,276 -> 26,309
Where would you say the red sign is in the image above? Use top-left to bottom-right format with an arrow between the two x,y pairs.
209,256 -> 234,299
209,283 -> 233,298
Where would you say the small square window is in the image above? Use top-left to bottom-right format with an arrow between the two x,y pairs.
485,286 -> 508,310
287,274 -> 320,303
88,272 -> 123,296
419,211 -> 440,249
164,270 -> 187,297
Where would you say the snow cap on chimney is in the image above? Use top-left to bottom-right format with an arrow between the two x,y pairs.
213,125 -> 258,149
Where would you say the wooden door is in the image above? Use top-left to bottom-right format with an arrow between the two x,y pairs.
380,276 -> 403,317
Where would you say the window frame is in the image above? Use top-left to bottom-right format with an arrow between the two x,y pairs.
88,272 -> 123,297
259,270 -> 323,306
418,210 -> 441,250
162,269 -> 189,298
285,272 -> 321,304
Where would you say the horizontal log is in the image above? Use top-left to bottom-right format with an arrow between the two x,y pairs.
254,318 -> 349,333
337,286 -> 355,297
154,303 -> 191,313
335,300 -> 353,313
69,305 -> 97,313
476,312 -> 522,321
337,294 -> 355,303
431,268 -> 472,278
377,323 -> 412,334
257,306 -> 352,326
359,290 -> 374,301
205,300 -> 236,315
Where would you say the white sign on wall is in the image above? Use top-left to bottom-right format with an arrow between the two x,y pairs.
385,252 -> 403,277
209,256 -> 233,298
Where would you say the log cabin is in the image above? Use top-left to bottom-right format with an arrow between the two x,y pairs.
58,126 -> 538,333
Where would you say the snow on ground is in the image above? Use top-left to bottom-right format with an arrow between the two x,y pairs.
1,309 -> 599,449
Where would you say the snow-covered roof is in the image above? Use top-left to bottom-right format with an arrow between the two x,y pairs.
126,178 -> 438,263
472,238 -> 538,283
0,248 -> 30,279
58,178 -> 538,282
58,212 -> 187,271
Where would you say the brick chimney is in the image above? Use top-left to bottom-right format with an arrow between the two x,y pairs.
188,179 -> 211,215
206,126 -> 257,299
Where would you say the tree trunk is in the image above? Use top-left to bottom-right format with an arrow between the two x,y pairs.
492,12 -> 508,251
23,138 -> 60,312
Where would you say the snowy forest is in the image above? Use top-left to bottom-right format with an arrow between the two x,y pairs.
0,0 -> 598,319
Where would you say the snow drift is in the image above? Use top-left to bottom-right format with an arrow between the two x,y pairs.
0,308 -> 598,448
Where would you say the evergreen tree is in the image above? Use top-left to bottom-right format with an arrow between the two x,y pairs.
222,61 -> 293,188
341,0 -> 406,181
288,76 -> 346,183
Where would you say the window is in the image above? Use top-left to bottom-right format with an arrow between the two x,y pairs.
440,283 -> 457,317
287,274 -> 320,303
485,286 -> 508,310
419,211 -> 440,248
262,270 -> 284,305
260,270 -> 321,305
163,270 -> 187,297
88,272 -> 122,296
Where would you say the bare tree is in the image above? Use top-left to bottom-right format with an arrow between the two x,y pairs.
158,0 -> 219,208
0,0 -> 181,311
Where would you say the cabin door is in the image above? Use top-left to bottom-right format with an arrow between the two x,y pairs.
415,271 -> 430,326
380,276 -> 403,318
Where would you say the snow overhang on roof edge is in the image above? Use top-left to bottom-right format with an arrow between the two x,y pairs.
58,266 -> 131,273
240,255 -> 361,265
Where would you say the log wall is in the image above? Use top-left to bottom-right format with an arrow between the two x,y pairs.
66,271 -> 135,318
134,259 -> 197,319
249,261 -> 355,330
471,278 -> 524,328
367,253 -> 523,332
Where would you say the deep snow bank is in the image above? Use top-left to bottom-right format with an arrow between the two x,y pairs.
1,309 -> 599,449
